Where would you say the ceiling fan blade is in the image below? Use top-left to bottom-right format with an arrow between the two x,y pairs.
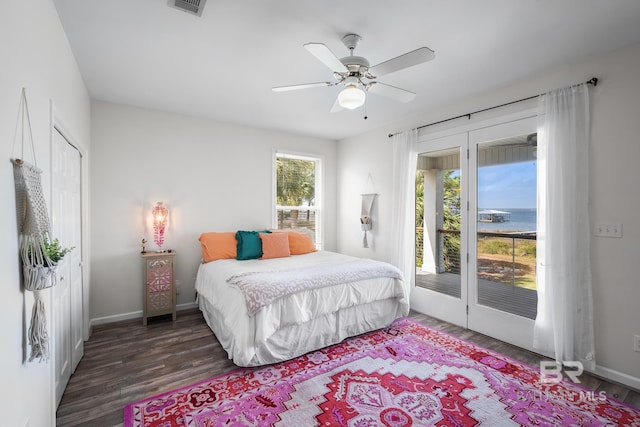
304,42 -> 349,73
329,96 -> 343,113
369,47 -> 435,77
368,82 -> 416,103
272,82 -> 333,92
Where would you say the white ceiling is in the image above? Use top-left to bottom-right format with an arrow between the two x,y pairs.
53,0 -> 640,140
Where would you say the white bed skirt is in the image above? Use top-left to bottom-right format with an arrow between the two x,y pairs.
199,295 -> 407,367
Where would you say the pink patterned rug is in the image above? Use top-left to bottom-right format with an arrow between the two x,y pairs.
124,318 -> 640,426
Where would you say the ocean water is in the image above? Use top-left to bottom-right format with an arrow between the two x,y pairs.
477,208 -> 537,232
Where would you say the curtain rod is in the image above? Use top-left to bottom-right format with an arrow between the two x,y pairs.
387,77 -> 598,138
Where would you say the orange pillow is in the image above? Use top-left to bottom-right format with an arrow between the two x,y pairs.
287,231 -> 317,255
199,232 -> 237,262
259,232 -> 291,259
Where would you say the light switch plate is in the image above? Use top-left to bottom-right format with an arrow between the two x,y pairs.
594,223 -> 622,238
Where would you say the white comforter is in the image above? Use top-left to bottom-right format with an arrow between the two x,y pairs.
195,251 -> 409,366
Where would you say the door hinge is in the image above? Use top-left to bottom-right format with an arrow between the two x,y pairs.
467,201 -> 469,211
466,305 -> 469,315
467,148 -> 469,159
466,253 -> 469,263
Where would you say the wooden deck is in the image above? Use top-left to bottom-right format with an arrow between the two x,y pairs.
415,271 -> 538,319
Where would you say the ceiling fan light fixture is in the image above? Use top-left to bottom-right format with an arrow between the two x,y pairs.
338,83 -> 366,110
273,34 -> 435,112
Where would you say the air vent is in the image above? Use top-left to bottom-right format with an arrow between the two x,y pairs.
170,0 -> 207,17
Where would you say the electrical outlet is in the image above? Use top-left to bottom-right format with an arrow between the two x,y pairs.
175,279 -> 181,295
594,223 -> 623,238
634,335 -> 640,352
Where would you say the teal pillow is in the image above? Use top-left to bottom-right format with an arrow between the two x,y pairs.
236,230 -> 271,260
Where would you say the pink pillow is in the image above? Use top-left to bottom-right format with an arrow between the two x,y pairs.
259,232 -> 291,259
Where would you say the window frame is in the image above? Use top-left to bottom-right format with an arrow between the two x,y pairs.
272,150 -> 324,249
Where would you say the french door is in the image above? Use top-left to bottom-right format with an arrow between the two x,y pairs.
412,115 -> 539,351
411,132 -> 468,327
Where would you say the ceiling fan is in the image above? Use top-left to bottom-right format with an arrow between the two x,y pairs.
272,34 -> 435,112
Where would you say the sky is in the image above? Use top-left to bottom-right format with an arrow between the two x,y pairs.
477,161 -> 537,209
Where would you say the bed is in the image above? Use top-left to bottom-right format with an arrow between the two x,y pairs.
195,247 -> 409,367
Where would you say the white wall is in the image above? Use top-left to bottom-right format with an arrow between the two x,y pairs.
337,43 -> 640,386
90,101 -> 337,321
0,1 -> 91,426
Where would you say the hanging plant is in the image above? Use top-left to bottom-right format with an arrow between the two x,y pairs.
23,237 -> 74,293
42,238 -> 74,266
26,237 -> 74,267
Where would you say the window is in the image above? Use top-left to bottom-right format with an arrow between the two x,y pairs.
273,152 -> 323,248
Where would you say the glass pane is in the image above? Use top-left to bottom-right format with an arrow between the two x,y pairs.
276,208 -> 316,232
416,148 -> 462,299
276,157 -> 315,207
275,155 -> 318,236
476,134 -> 538,319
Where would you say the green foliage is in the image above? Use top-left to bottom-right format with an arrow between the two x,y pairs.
415,170 -> 462,272
415,171 -> 424,228
515,241 -> 537,257
480,239 -> 512,255
26,238 -> 74,267
276,157 -> 315,206
442,171 -> 461,272
44,238 -> 74,263
415,171 -> 425,268
477,238 -> 536,258
442,233 -> 460,272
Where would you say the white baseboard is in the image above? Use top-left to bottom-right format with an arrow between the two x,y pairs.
177,301 -> 199,311
89,301 -> 199,329
593,364 -> 640,392
90,310 -> 142,327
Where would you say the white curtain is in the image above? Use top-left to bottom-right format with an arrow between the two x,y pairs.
390,129 -> 418,299
534,83 -> 595,371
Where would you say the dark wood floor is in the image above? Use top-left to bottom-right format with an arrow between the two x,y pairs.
56,308 -> 640,426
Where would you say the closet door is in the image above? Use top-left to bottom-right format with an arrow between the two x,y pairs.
53,257 -> 71,407
66,135 -> 84,370
52,128 -> 84,406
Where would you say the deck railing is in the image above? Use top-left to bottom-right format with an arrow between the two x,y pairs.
417,228 -> 536,288
474,230 -> 536,289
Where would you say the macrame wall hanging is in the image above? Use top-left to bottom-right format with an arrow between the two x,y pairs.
360,193 -> 377,248
360,174 -> 377,248
11,88 -> 56,362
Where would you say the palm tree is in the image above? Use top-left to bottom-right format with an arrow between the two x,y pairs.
442,171 -> 461,272
416,171 -> 425,267
415,169 -> 461,272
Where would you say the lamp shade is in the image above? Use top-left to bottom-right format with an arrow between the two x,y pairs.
152,202 -> 168,251
338,84 -> 366,110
